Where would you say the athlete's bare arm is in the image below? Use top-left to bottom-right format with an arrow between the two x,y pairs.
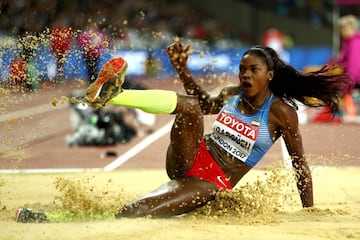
270,100 -> 314,208
166,41 -> 239,114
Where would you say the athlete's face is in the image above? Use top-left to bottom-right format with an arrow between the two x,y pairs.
238,53 -> 273,97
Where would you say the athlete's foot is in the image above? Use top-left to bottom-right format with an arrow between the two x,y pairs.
85,57 -> 128,108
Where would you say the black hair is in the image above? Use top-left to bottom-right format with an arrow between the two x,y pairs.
248,45 -> 274,70
244,45 -> 351,112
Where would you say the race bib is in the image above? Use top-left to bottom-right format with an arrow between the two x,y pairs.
210,111 -> 259,162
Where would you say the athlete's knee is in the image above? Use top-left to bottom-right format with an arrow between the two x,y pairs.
166,146 -> 194,179
175,95 -> 202,115
166,166 -> 188,179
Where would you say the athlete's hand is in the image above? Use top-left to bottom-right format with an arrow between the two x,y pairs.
166,40 -> 190,72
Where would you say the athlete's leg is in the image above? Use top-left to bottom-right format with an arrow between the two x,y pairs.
108,91 -> 204,178
165,95 -> 204,179
107,89 -> 178,114
109,93 -> 215,218
90,86 -> 214,217
118,96 -> 215,218
116,176 -> 218,218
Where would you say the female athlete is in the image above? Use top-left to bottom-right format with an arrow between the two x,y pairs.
85,41 -> 350,218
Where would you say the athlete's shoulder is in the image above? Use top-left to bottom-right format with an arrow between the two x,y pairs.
270,96 -> 298,128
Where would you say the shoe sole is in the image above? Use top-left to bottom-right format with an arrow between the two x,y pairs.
85,57 -> 128,106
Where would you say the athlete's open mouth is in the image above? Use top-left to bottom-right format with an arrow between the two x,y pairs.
241,81 -> 252,89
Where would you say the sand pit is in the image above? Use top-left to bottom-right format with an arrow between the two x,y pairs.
0,167 -> 359,240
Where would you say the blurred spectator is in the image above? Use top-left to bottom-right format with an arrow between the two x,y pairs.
49,23 -> 73,83
336,14 -> 360,122
77,22 -> 108,84
261,28 -> 290,63
9,35 -> 40,91
9,52 -> 27,88
0,0 -> 247,52
337,14 -> 360,90
313,14 -> 360,124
